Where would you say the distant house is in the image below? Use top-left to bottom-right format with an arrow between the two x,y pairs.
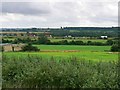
100,36 -> 108,39
0,43 -> 25,52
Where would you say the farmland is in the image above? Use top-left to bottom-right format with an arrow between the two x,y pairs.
3,51 -> 118,62
2,45 -> 119,88
2,46 -> 119,88
34,45 -> 111,51
1,27 -> 119,88
3,45 -> 118,62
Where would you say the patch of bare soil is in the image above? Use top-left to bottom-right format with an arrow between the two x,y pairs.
41,50 -> 80,52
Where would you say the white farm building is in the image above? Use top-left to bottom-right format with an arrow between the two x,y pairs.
100,36 -> 108,39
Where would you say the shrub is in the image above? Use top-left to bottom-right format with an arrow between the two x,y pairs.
59,40 -> 68,45
22,43 -> 40,52
37,35 -> 50,44
106,40 -> 114,45
111,44 -> 119,52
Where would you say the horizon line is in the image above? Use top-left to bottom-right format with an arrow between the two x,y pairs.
0,26 -> 118,29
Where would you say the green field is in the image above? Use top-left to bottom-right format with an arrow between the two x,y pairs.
35,45 -> 111,51
3,45 -> 118,62
3,51 -> 118,62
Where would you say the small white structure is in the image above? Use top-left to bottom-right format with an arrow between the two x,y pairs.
49,35 -> 52,38
68,35 -> 72,38
64,35 -> 72,38
100,36 -> 108,39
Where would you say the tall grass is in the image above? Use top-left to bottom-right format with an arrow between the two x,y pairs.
2,55 -> 119,88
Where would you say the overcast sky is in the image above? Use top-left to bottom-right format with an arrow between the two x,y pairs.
0,0 -> 119,28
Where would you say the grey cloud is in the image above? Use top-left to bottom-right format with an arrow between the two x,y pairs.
2,2 -> 51,15
1,1 -> 118,28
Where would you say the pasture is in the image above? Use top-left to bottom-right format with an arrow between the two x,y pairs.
3,51 -> 118,62
3,45 -> 118,62
34,45 -> 111,51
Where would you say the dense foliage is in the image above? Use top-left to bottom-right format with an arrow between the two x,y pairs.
111,44 -> 119,52
22,43 -> 40,52
2,55 -> 119,88
37,35 -> 50,44
2,27 -> 118,37
2,37 -> 117,46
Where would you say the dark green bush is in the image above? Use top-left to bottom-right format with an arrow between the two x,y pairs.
111,44 -> 119,52
22,43 -> 40,52
106,40 -> 114,45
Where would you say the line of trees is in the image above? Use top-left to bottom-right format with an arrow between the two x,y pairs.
2,36 -> 118,46
2,36 -> 119,52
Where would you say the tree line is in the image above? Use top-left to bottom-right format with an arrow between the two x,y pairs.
2,36 -> 119,52
2,36 -> 117,46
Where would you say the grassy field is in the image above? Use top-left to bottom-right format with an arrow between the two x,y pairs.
3,45 -> 118,62
34,45 -> 111,51
3,51 -> 118,62
2,45 -> 119,88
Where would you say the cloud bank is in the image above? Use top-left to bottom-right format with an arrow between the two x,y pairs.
1,0 -> 118,28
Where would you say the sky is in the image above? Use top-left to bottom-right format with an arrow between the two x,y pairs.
0,0 -> 119,28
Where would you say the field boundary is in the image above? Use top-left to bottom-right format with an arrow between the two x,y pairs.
40,50 -> 80,52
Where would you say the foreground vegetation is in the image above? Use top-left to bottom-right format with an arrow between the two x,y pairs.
2,55 -> 119,88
